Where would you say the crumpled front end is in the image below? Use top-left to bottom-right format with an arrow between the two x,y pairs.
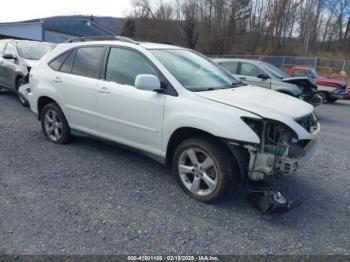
240,113 -> 320,181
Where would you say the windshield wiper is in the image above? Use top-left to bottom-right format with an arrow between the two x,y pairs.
227,82 -> 246,88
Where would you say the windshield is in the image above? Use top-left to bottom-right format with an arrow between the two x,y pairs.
309,69 -> 320,79
17,42 -> 54,60
150,49 -> 242,91
263,63 -> 289,79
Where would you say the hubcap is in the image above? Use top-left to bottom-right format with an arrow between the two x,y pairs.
178,148 -> 218,196
43,110 -> 63,141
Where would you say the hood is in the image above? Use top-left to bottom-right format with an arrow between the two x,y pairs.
196,85 -> 314,120
23,59 -> 37,68
318,76 -> 346,87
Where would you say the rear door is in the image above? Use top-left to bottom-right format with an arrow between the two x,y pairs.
237,62 -> 271,89
48,46 -> 105,134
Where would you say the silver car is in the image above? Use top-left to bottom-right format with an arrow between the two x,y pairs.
0,39 -> 55,106
212,58 -> 320,105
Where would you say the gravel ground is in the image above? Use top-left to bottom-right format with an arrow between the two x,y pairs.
0,91 -> 349,255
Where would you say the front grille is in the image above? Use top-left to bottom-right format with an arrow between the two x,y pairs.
296,113 -> 318,133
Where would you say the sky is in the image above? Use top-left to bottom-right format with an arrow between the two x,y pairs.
0,0 -> 133,22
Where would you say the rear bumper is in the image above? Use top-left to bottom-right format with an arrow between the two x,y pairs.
27,92 -> 38,117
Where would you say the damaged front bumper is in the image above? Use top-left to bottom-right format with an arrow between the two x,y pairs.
234,115 -> 320,181
243,138 -> 318,180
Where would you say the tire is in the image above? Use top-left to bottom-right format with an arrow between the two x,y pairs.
326,96 -> 338,103
16,78 -> 28,107
318,91 -> 327,103
172,136 -> 238,202
41,103 -> 71,144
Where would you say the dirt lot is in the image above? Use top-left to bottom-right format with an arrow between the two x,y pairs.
0,91 -> 349,255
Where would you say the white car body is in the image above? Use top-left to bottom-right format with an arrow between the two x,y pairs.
27,40 -> 319,185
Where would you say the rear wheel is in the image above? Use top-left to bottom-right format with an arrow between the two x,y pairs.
41,103 -> 71,144
172,136 -> 237,202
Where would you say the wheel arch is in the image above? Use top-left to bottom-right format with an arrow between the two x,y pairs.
165,127 -> 246,180
14,73 -> 26,90
37,96 -> 62,120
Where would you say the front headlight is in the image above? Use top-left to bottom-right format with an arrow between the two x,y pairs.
242,117 -> 298,145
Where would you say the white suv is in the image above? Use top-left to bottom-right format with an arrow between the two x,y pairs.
27,37 -> 320,202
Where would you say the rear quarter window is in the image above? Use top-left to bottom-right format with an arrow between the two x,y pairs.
49,51 -> 71,71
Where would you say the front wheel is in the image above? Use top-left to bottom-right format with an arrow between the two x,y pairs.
326,96 -> 338,103
172,137 -> 237,202
318,91 -> 327,103
41,103 -> 71,144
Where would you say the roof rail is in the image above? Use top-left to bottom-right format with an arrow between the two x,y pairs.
65,36 -> 138,44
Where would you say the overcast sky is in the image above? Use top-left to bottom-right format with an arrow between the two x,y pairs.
0,0 -> 133,22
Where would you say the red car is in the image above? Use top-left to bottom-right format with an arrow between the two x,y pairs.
289,66 -> 350,103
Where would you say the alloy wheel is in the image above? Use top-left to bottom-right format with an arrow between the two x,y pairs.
178,148 -> 218,196
43,110 -> 63,142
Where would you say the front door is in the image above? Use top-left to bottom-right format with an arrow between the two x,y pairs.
96,47 -> 165,155
238,62 -> 271,89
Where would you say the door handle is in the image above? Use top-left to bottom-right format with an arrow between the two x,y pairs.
98,87 -> 111,94
53,77 -> 63,83
239,77 -> 246,80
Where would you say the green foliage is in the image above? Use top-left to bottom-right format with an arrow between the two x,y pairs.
121,18 -> 136,37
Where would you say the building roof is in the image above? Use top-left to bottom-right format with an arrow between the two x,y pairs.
0,17 -> 116,41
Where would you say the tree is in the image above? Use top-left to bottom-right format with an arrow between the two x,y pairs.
121,18 -> 136,37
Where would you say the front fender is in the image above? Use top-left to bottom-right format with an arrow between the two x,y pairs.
271,82 -> 302,97
162,96 -> 262,154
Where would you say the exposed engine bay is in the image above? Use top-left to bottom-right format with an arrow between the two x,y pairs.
239,115 -> 318,217
242,114 -> 318,181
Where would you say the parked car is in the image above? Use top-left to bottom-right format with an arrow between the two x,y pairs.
0,39 -> 55,106
27,37 -> 320,203
212,58 -> 321,106
289,66 -> 349,103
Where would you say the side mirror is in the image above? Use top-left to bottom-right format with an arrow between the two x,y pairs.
3,53 -> 16,60
135,74 -> 163,93
257,73 -> 270,80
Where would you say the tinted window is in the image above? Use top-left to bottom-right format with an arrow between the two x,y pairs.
219,61 -> 238,74
49,51 -> 70,71
240,62 -> 265,77
106,48 -> 160,86
72,47 -> 104,78
60,50 -> 76,73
